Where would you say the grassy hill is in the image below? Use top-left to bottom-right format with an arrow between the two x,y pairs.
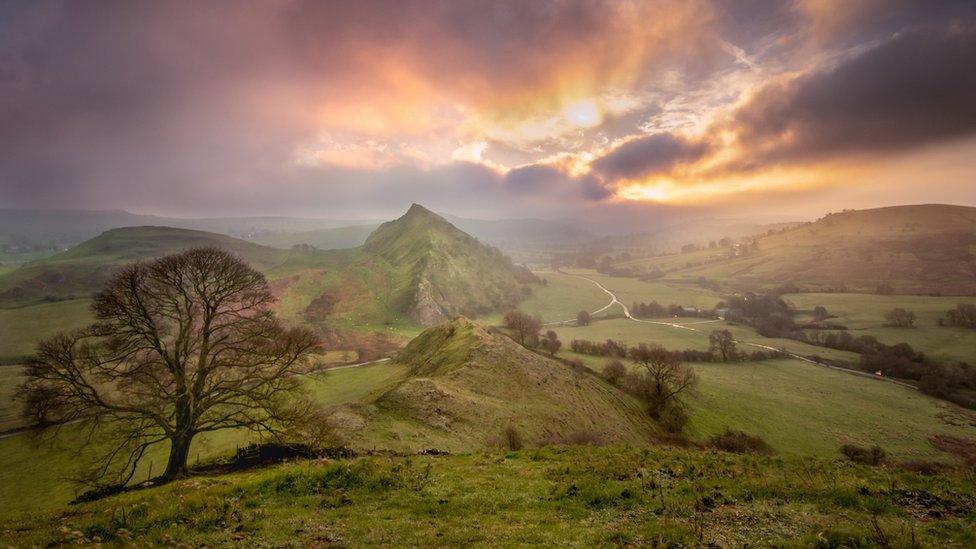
363,204 -> 537,325
332,317 -> 655,452
4,445 -> 975,547
623,204 -> 976,295
0,207 -> 539,361
0,226 -> 288,308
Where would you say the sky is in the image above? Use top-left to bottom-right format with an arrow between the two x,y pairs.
1,0 -> 975,225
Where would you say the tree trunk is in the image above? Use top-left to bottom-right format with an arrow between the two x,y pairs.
163,431 -> 194,480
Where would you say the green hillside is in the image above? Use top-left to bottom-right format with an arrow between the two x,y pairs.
624,204 -> 976,295
0,226 -> 288,308
363,204 -> 537,325
334,317 -> 655,451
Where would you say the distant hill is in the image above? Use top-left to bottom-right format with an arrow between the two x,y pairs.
0,208 -> 378,254
363,204 -> 538,325
0,226 -> 288,308
655,204 -> 976,294
337,317 -> 653,451
0,206 -> 539,360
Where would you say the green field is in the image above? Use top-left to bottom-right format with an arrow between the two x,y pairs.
787,292 -> 976,364
0,299 -> 93,362
0,362 -> 408,515
4,445 -> 974,547
562,350 -> 976,460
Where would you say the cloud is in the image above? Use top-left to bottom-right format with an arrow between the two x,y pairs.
590,133 -> 711,181
726,19 -> 976,167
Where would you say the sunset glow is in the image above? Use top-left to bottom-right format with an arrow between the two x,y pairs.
1,1 -> 974,221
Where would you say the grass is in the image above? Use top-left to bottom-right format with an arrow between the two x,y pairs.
0,299 -> 93,362
479,270 -> 611,325
787,292 -> 976,364
3,445 -> 974,546
567,351 -> 976,460
0,362 -> 408,515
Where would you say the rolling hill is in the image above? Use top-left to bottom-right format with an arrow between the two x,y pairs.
628,204 -> 976,294
0,206 -> 538,361
362,204 -> 538,325
0,226 -> 288,308
334,317 -> 655,451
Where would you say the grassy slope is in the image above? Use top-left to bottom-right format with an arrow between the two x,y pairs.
338,318 -> 656,453
3,446 -> 974,547
0,362 -> 409,515
364,204 -> 532,325
625,204 -> 976,295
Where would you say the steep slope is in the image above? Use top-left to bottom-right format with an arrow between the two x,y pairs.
362,204 -> 537,325
0,226 -> 289,308
337,317 -> 654,451
664,204 -> 976,294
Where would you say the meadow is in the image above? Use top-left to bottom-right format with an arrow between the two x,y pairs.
787,292 -> 976,364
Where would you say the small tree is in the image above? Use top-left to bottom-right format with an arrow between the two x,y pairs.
576,310 -> 591,326
708,329 -> 737,362
627,344 -> 697,432
603,360 -> 627,385
503,310 -> 542,347
884,308 -> 916,328
812,306 -> 829,322
540,330 -> 562,356
21,248 -> 319,486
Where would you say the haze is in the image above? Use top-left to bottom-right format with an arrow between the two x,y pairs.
1,0 -> 975,222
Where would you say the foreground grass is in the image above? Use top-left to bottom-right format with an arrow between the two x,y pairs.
3,446 -> 974,547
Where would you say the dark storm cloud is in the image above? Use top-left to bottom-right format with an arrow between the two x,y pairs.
591,134 -> 711,181
728,17 -> 976,167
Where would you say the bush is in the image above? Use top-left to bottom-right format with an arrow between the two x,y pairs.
839,444 -> 886,466
602,360 -> 627,385
537,430 -> 605,447
896,460 -> 953,475
502,425 -> 524,451
709,429 -> 774,455
657,403 -> 690,434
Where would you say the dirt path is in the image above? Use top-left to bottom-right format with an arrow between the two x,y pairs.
552,272 -> 917,390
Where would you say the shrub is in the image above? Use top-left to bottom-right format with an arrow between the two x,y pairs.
709,429 -> 774,455
839,444 -> 886,466
896,460 -> 953,475
502,425 -> 524,451
657,403 -> 691,434
537,430 -> 605,447
602,360 -> 627,385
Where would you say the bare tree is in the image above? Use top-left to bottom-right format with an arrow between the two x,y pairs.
708,329 -> 738,362
627,344 -> 697,431
21,248 -> 319,487
503,310 -> 542,347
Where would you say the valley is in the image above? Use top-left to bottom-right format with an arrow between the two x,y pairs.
1,203 -> 975,545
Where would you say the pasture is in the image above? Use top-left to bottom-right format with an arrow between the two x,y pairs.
787,292 -> 976,364
0,361 -> 408,515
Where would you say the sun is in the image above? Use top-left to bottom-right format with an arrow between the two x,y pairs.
563,100 -> 601,128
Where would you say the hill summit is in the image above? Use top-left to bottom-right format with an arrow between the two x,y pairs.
363,204 -> 538,325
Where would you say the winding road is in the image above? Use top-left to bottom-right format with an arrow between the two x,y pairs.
547,272 -> 917,390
